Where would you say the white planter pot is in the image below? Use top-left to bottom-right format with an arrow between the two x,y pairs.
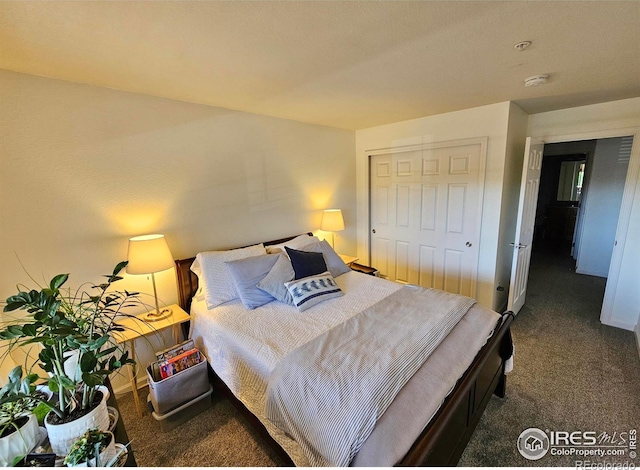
0,414 -> 40,466
66,431 -> 117,467
63,350 -> 81,382
44,392 -> 110,457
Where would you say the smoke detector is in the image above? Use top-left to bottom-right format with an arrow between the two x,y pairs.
524,74 -> 549,87
514,41 -> 532,51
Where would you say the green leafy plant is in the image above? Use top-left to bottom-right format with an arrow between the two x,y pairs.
0,262 -> 138,421
0,366 -> 42,438
63,428 -> 112,466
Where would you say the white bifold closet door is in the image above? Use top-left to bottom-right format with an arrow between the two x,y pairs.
369,139 -> 486,298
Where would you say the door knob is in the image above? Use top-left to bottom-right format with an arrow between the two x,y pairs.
372,229 -> 376,234
465,242 -> 472,247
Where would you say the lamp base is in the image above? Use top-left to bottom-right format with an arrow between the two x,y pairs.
143,307 -> 173,322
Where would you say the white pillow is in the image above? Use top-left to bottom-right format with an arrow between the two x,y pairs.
266,234 -> 320,255
190,243 -> 266,309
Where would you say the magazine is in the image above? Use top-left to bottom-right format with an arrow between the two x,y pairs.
156,339 -> 195,362
158,348 -> 202,379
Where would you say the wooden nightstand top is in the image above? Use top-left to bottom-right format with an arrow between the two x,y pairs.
113,304 -> 190,344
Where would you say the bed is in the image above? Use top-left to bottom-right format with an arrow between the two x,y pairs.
175,233 -> 513,466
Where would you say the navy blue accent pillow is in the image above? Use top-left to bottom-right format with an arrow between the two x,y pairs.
285,246 -> 328,280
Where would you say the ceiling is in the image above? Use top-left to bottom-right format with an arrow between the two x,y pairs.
1,1 -> 639,130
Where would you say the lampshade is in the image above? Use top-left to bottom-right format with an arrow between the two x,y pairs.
126,234 -> 174,275
321,209 -> 345,232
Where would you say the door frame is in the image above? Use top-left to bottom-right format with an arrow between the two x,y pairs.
529,127 -> 640,330
365,137 -> 488,295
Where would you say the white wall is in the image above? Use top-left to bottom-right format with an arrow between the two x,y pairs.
527,97 -> 640,331
0,70 -> 356,392
0,347 -> 17,387
576,137 -> 629,277
355,102 -> 516,310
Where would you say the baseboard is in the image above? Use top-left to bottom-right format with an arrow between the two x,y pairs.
600,317 -> 636,332
575,267 -> 608,278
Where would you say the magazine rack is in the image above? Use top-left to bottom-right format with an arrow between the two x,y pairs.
146,357 -> 210,415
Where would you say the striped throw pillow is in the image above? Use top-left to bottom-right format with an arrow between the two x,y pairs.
284,271 -> 343,312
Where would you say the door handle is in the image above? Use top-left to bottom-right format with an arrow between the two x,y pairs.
509,243 -> 528,249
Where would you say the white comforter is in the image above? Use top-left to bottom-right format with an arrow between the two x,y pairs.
266,286 -> 476,466
190,271 -> 401,396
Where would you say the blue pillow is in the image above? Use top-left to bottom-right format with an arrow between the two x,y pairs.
256,254 -> 295,305
285,246 -> 327,279
225,254 -> 281,309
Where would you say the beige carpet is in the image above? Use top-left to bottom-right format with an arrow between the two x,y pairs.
116,250 -> 640,467
116,386 -> 286,466
459,250 -> 640,466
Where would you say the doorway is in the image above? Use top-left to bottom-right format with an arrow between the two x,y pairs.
531,136 -> 633,282
533,141 -> 594,260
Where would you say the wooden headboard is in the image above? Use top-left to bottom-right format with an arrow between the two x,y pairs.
175,233 -> 313,313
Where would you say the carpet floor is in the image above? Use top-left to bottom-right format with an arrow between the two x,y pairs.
459,250 -> 640,467
116,250 -> 640,467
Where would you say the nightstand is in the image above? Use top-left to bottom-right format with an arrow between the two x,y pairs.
350,262 -> 379,276
113,304 -> 190,417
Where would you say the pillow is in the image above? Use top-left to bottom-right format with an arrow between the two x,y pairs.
190,243 -> 266,309
285,246 -> 328,279
256,254 -> 295,305
299,239 -> 351,278
285,271 -> 344,312
266,234 -> 320,254
225,254 -> 281,309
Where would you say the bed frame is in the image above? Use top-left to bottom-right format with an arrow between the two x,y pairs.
175,234 -> 514,466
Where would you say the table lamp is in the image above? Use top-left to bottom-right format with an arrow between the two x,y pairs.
321,209 -> 345,249
126,234 -> 174,322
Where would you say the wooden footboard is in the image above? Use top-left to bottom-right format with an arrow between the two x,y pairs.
398,311 -> 513,466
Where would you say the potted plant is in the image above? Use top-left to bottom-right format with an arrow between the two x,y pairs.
0,261 -> 140,455
13,452 -> 57,467
63,428 -> 118,467
0,366 -> 43,466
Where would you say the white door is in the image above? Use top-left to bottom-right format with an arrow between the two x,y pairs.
370,139 -> 486,298
507,137 -> 544,314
